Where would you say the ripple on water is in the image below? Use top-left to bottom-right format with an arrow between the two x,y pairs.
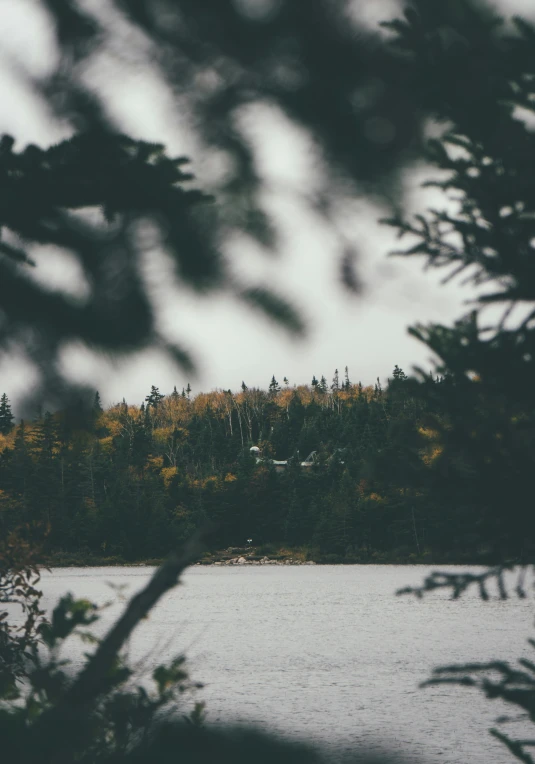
38,565 -> 534,764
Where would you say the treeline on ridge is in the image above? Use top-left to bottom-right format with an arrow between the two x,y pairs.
0,368 -> 523,565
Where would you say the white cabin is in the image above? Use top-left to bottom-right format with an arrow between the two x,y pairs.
250,446 -> 318,473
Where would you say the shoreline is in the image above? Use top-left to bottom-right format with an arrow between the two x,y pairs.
38,545 -> 503,568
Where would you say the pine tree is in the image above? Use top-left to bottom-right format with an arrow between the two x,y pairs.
30,411 -> 61,526
268,375 -> 280,395
9,420 -> 32,501
344,366 -> 351,390
392,365 -> 408,383
145,386 -> 165,408
241,381 -> 248,392
283,377 -> 289,386
373,377 -> 383,399
0,393 -> 14,434
376,10 -> 535,759
33,411 -> 59,457
170,386 -> 180,399
311,375 -> 318,389
93,391 -> 103,413
331,369 -> 340,393
186,383 -> 192,400
318,376 -> 328,394
131,416 -> 151,469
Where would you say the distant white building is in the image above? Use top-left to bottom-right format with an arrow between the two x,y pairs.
250,445 -> 318,474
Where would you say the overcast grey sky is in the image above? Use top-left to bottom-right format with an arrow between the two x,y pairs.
1,0 -> 534,409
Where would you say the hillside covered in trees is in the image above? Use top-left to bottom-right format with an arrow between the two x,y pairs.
0,367 -> 523,565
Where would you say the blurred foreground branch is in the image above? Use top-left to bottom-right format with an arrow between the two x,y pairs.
30,529 -> 208,760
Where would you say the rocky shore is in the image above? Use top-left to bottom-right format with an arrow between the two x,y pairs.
197,556 -> 316,566
195,547 -> 316,566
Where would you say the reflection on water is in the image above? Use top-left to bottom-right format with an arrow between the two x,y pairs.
39,565 -> 534,763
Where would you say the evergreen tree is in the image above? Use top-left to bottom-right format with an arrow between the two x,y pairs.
8,421 -> 32,507
331,369 -> 340,393
392,365 -> 408,383
373,377 -> 383,399
131,417 -> 151,470
33,412 -> 59,457
344,366 -> 351,390
375,8 -> 535,758
93,391 -> 103,413
30,412 -> 61,528
380,7 -> 535,566
241,381 -> 248,392
268,375 -> 280,395
0,393 -> 14,435
318,376 -> 328,394
186,383 -> 192,400
145,386 -> 165,409
311,375 -> 318,389
170,386 -> 180,399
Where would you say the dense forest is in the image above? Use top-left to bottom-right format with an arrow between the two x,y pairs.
0,367 -> 524,565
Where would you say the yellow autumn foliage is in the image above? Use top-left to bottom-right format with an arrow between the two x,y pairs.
0,431 -> 15,450
369,492 -> 384,502
152,427 -> 173,442
421,446 -> 443,466
418,426 -> 440,440
190,475 -> 221,490
161,466 -> 178,487
276,388 -> 294,410
103,419 -> 122,437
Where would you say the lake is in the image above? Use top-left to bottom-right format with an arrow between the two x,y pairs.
39,565 -> 534,763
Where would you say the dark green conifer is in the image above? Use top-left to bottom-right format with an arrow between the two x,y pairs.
392,365 -> 408,383
268,375 -> 280,395
9,420 -> 32,500
145,386 -> 165,408
0,393 -> 14,434
93,391 -> 103,413
331,369 -> 340,393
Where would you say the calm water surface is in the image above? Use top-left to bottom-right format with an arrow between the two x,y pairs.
40,566 -> 534,763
